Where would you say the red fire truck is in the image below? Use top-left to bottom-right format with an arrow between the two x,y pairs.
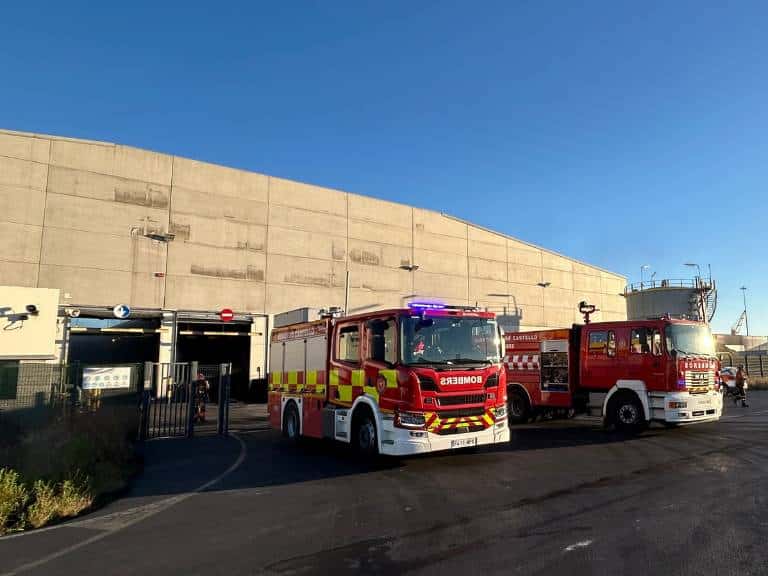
268,303 -> 510,456
503,310 -> 723,431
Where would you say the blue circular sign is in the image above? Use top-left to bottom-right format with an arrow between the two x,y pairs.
113,304 -> 131,319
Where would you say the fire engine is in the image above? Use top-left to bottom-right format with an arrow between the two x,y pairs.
503,304 -> 722,431
268,303 -> 510,456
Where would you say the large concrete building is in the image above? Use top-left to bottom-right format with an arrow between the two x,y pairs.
0,128 -> 626,388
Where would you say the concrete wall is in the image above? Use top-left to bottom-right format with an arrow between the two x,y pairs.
0,129 -> 627,330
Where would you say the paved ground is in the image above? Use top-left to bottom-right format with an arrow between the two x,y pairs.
2,393 -> 767,576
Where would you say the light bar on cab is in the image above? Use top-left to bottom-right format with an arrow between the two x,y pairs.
408,302 -> 446,310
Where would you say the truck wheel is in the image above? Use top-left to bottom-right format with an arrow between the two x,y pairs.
353,408 -> 378,457
508,388 -> 531,424
282,402 -> 300,440
609,393 -> 645,434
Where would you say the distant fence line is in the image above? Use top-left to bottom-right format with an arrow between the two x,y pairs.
0,362 -> 144,453
717,353 -> 768,377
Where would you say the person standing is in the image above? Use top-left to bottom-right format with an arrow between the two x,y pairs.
735,365 -> 748,408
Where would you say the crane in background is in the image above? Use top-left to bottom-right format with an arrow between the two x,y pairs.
731,310 -> 747,336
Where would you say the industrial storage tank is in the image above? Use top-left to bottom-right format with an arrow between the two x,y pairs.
624,278 -> 717,323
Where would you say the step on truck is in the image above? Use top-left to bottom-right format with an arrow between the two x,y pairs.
268,303 -> 510,456
503,305 -> 723,432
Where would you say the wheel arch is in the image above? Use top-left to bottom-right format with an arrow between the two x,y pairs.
282,396 -> 303,435
603,381 -> 649,421
507,382 -> 533,407
350,396 -> 382,452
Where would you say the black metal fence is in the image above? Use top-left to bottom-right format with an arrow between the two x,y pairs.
137,362 -> 231,440
718,353 -> 768,377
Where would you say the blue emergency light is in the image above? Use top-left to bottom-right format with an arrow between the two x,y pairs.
408,302 -> 446,310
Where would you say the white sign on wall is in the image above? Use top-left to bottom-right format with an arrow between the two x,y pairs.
0,286 -> 60,360
82,366 -> 132,390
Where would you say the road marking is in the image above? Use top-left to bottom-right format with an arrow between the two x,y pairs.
1,433 -> 248,576
565,540 -> 593,552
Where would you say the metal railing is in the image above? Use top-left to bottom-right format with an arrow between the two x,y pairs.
625,278 -> 713,293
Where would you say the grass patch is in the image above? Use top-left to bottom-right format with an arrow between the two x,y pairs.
0,469 -> 28,534
0,407 -> 139,535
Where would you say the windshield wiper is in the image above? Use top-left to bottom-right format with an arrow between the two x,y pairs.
446,358 -> 493,365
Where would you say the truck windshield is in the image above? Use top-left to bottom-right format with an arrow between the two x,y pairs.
401,315 -> 501,366
665,324 -> 715,356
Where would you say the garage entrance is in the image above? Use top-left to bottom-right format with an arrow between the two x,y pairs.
175,320 -> 251,401
67,317 -> 160,365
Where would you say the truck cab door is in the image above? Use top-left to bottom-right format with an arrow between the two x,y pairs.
363,317 -> 398,410
628,326 -> 664,391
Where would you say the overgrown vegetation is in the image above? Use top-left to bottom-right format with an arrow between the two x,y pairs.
0,407 -> 139,535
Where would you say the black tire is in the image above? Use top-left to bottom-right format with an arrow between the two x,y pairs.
352,408 -> 379,457
282,401 -> 300,440
609,392 -> 646,434
507,387 -> 531,424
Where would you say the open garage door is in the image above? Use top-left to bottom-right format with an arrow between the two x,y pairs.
175,321 -> 251,401
67,317 -> 160,365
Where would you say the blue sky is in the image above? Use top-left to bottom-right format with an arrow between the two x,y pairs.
2,1 -> 765,334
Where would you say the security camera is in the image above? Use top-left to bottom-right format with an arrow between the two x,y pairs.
25,304 -> 39,316
66,308 -> 81,318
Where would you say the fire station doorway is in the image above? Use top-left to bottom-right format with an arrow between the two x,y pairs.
175,320 -> 251,401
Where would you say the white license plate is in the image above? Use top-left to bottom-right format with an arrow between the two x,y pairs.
451,437 -> 478,449
699,399 -> 711,405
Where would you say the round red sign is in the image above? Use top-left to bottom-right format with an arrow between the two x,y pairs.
219,308 -> 234,322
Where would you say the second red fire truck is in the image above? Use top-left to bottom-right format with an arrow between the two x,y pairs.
503,305 -> 723,431
268,303 -> 510,456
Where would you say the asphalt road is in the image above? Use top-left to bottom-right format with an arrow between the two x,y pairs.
2,393 -> 767,576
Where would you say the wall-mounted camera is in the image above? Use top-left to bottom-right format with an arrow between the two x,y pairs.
26,304 -> 39,316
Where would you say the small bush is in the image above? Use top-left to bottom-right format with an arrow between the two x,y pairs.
57,476 -> 92,518
0,468 -> 28,535
26,480 -> 58,528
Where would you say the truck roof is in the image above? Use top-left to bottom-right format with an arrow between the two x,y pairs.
272,306 -> 496,334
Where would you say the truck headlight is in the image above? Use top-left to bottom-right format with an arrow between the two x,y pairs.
669,401 -> 687,409
396,412 -> 426,428
495,405 -> 507,419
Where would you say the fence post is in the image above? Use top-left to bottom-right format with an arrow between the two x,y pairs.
218,363 -> 231,435
138,362 -> 154,440
761,355 -> 765,378
187,361 -> 198,438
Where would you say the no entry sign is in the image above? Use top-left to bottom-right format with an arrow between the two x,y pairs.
219,308 -> 234,322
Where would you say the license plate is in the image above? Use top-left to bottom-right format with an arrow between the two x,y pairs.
699,399 -> 711,405
451,437 -> 478,449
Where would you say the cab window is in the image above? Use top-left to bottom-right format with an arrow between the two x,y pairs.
630,327 -> 651,354
367,318 -> 396,365
650,328 -> 662,356
588,331 -> 607,355
607,331 -> 617,358
337,325 -> 360,364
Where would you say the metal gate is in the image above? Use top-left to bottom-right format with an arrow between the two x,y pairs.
139,362 -> 231,440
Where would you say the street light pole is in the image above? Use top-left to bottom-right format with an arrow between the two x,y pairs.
741,286 -> 749,336
684,262 -> 701,285
640,264 -> 650,288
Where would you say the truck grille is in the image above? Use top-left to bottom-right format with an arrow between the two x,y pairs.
438,394 -> 486,406
686,371 -> 714,393
435,407 -> 486,418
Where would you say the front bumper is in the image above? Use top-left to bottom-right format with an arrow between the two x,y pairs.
379,418 -> 509,456
662,390 -> 722,424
